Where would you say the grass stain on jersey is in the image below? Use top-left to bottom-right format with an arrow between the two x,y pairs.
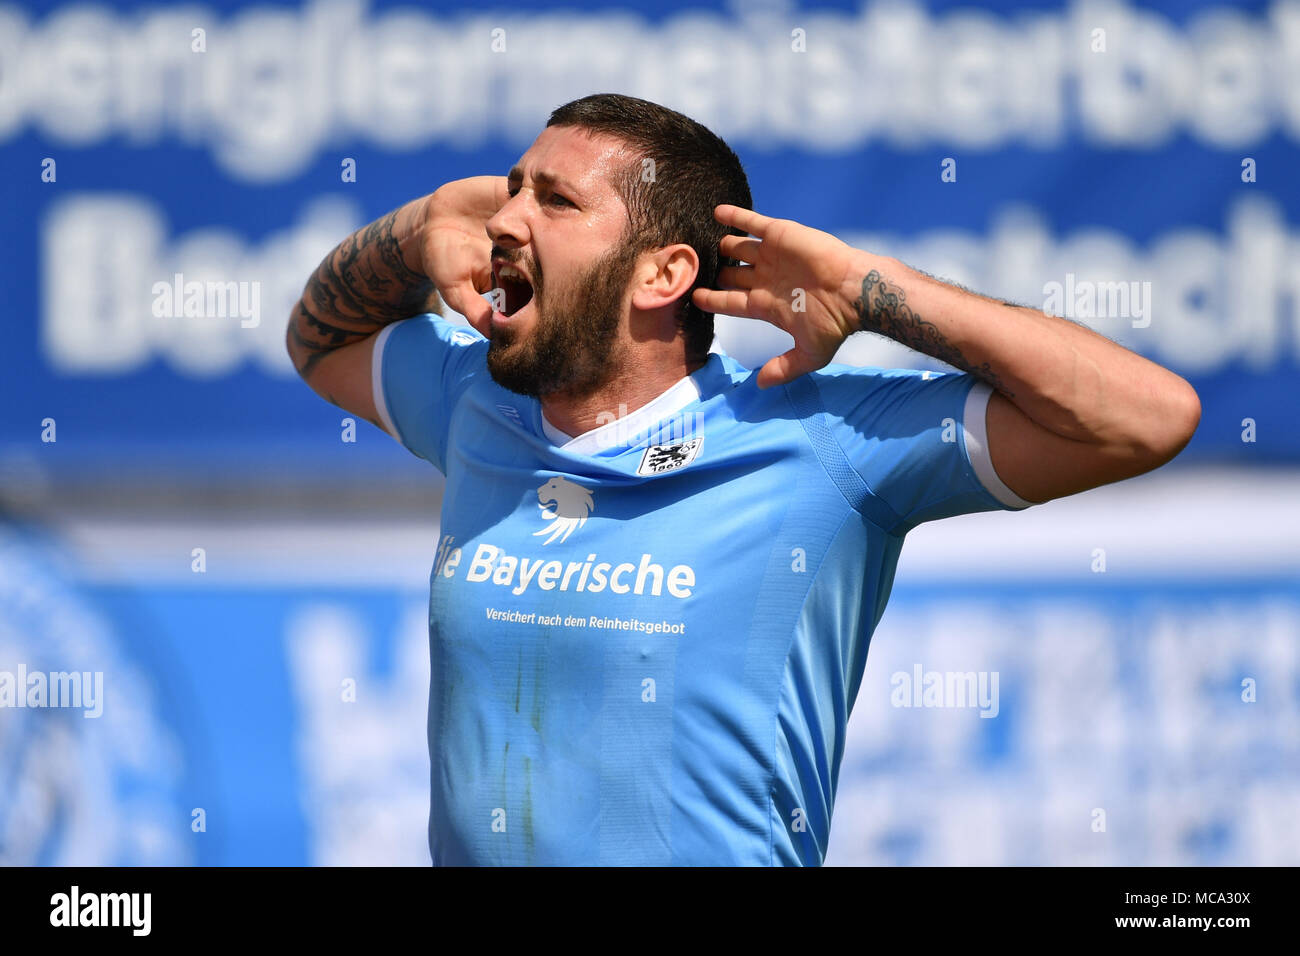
523,756 -> 534,861
530,651 -> 546,734
514,647 -> 522,713
500,740 -> 510,808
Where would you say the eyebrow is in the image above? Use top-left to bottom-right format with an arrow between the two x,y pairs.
507,166 -> 576,195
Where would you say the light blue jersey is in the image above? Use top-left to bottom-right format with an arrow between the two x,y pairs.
372,314 -> 1032,866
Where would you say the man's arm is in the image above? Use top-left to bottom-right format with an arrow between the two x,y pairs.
286,198 -> 437,433
285,176 -> 507,434
846,266 -> 1200,504
693,205 -> 1201,505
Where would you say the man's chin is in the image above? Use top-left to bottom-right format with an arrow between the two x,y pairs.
486,345 -> 544,398
489,350 -> 608,401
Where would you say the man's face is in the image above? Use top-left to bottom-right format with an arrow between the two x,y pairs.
484,125 -> 642,398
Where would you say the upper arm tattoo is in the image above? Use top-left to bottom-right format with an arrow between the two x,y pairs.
290,209 -> 439,379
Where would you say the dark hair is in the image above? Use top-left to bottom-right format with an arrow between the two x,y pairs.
546,94 -> 752,362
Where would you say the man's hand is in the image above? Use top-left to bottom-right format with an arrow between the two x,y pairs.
692,205 -> 1201,506
421,175 -> 510,335
692,204 -> 864,389
287,176 -> 508,431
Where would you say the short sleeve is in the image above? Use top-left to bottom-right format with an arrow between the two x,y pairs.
805,365 -> 1034,534
371,314 -> 487,472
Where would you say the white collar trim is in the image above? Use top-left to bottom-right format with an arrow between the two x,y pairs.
541,374 -> 703,455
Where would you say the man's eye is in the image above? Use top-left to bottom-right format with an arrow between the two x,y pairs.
549,193 -> 574,207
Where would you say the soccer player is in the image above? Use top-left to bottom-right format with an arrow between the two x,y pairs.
286,94 -> 1200,865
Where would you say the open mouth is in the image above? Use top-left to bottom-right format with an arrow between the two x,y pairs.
495,263 -> 535,318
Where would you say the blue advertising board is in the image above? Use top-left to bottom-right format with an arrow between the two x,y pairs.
2,0 -> 1298,477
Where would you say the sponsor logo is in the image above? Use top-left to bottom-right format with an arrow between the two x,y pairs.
434,533 -> 696,599
533,476 -> 593,545
467,547 -> 694,599
430,475 -> 698,599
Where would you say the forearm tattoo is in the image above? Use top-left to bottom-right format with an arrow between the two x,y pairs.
289,209 -> 438,378
853,270 -> 1015,398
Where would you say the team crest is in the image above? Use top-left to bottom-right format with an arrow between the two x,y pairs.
637,437 -> 703,476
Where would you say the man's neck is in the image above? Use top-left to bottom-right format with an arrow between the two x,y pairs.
540,354 -> 707,438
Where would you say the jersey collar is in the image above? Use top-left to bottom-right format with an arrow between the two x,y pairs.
540,362 -> 710,456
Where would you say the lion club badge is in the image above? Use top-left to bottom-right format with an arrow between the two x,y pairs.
533,476 -> 594,545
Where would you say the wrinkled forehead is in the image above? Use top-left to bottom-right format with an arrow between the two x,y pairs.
512,125 -> 637,203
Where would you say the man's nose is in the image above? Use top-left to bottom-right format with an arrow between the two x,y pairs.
486,191 -> 530,248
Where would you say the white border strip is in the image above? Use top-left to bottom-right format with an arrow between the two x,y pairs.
370,322 -> 401,439
963,381 -> 1035,510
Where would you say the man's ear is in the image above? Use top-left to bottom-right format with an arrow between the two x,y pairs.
630,244 -> 699,312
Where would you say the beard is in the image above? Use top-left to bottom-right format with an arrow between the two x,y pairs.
486,237 -> 641,399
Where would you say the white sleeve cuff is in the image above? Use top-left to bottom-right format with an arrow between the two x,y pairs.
370,322 -> 400,439
962,380 -> 1035,510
